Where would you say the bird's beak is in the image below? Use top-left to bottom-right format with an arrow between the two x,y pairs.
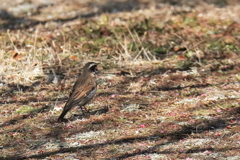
95,63 -> 100,74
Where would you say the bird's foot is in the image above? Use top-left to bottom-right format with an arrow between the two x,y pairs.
57,118 -> 68,123
74,112 -> 90,118
81,107 -> 89,113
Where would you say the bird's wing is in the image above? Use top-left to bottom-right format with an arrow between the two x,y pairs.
68,78 -> 82,97
65,84 -> 96,107
72,84 -> 95,100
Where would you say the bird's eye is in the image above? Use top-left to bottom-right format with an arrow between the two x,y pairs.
89,65 -> 97,72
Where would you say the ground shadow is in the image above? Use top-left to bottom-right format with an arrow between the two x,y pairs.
1,67 -> 239,159
0,104 -> 51,128
0,0 -> 233,30
1,115 -> 233,159
0,0 -> 140,30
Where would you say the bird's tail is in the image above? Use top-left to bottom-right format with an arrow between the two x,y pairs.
58,107 -> 70,122
58,112 -> 66,122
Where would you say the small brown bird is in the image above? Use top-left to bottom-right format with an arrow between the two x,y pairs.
58,62 -> 99,122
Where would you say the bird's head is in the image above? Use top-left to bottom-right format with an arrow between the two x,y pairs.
83,62 -> 99,74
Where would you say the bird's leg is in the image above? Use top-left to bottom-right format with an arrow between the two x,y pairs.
73,106 -> 90,117
81,106 -> 90,118
81,106 -> 89,114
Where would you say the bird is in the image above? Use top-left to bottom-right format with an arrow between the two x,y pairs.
58,62 -> 99,122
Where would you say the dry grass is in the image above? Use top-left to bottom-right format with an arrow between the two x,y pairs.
1,0 -> 240,159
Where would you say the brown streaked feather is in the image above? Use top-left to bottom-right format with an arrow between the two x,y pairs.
65,84 -> 96,107
67,69 -> 95,95
68,72 -> 95,98
73,85 -> 95,100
